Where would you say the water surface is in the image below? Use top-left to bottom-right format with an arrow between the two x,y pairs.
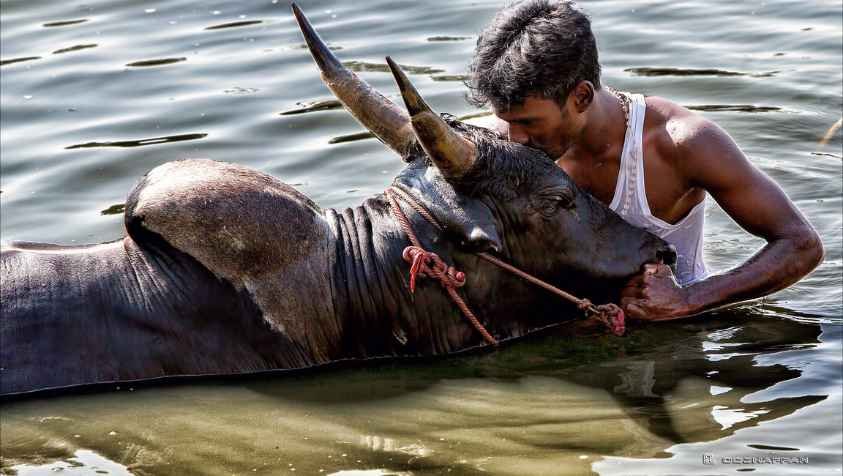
1,0 -> 841,474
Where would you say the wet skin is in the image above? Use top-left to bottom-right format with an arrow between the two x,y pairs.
492,81 -> 824,320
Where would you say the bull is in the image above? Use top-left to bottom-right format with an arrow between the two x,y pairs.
0,5 -> 675,397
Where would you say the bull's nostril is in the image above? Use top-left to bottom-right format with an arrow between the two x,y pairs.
658,244 -> 677,266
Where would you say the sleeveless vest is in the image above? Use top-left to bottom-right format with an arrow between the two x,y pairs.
608,93 -> 709,285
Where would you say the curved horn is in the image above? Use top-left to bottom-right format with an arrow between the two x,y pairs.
385,56 -> 475,178
291,3 -> 414,154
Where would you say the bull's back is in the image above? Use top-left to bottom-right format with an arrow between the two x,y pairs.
1,241 -> 138,394
0,237 -> 312,397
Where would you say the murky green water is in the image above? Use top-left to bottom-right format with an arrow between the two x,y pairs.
1,0 -> 841,474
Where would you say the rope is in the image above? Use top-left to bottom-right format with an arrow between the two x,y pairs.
386,187 -> 497,345
385,186 -> 626,345
477,252 -> 625,336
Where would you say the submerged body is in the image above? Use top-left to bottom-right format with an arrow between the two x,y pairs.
0,5 -> 676,397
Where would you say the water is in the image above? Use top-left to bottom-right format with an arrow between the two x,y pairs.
1,0 -> 841,474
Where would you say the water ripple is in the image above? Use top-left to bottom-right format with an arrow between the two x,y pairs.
329,131 -> 376,144
426,36 -> 472,42
52,44 -> 98,55
289,42 -> 343,51
626,67 -> 746,77
0,56 -> 41,66
280,100 -> 343,115
100,204 -> 125,215
342,61 -> 444,75
42,19 -> 88,27
431,74 -> 470,82
204,20 -> 263,31
747,444 -> 801,451
65,133 -> 207,149
686,105 -> 782,113
125,57 -> 187,67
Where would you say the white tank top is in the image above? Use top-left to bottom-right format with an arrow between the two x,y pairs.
608,93 -> 709,285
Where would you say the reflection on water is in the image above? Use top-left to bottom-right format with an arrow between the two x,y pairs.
2,313 -> 838,475
0,0 -> 840,474
11,449 -> 132,476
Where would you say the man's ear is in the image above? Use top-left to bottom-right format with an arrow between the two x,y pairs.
571,81 -> 595,113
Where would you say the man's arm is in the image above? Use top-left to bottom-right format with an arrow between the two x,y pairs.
621,117 -> 824,320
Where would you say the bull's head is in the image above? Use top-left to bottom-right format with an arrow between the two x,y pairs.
292,4 -> 675,302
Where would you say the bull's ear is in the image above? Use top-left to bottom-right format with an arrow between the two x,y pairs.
462,224 -> 502,254
444,199 -> 503,254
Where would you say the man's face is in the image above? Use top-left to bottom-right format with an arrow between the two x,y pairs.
493,95 -> 580,159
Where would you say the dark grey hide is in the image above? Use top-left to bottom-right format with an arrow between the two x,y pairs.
1,117 -> 674,396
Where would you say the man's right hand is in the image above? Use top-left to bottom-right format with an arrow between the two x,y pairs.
620,263 -> 695,321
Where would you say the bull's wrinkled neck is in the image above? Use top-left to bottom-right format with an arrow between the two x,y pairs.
324,195 -> 487,358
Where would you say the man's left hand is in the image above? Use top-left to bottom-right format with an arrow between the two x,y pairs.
620,264 -> 695,321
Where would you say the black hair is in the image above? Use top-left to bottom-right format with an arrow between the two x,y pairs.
468,0 -> 601,110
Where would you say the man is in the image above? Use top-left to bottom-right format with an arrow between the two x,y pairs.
468,0 -> 823,320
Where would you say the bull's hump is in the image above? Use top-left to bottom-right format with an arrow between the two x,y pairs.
125,158 -> 341,362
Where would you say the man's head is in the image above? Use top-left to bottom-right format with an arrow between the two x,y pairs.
469,0 -> 602,158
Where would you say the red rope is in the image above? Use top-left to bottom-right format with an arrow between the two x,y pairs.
385,186 -> 625,344
386,187 -> 497,345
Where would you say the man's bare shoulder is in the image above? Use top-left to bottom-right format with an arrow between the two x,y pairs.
643,95 -> 732,176
643,95 -> 711,145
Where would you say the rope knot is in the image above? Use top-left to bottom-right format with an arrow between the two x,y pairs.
403,246 -> 466,293
585,303 -> 626,336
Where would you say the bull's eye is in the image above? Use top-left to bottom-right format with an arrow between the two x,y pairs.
535,188 -> 575,217
555,189 -> 575,209
540,199 -> 559,216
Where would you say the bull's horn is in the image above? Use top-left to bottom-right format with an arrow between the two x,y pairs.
385,56 -> 475,179
291,3 -> 414,155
